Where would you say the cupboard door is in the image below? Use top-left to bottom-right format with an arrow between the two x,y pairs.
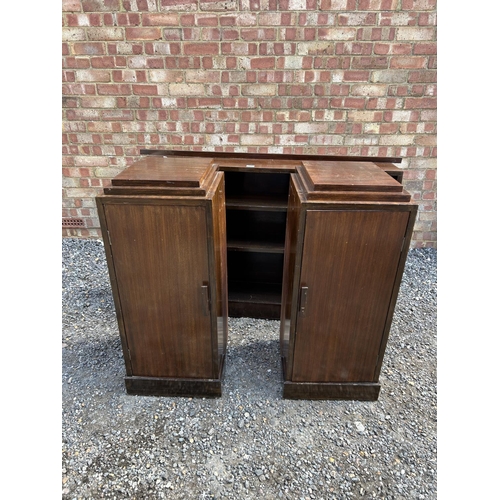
104,203 -> 213,379
291,210 -> 409,383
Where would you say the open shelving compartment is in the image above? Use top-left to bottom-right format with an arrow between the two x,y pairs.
223,170 -> 291,319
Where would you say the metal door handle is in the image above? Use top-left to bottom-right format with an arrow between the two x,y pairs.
201,285 -> 210,316
299,286 -> 308,316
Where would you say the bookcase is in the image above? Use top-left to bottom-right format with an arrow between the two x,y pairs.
98,150 -> 415,399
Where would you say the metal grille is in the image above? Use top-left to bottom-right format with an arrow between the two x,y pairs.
62,218 -> 85,228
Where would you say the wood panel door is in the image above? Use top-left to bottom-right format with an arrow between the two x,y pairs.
291,209 -> 410,383
103,202 -> 214,379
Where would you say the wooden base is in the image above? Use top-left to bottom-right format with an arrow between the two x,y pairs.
125,376 -> 222,398
283,380 -> 381,401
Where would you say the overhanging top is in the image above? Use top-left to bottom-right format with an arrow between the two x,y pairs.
296,161 -> 411,202
299,161 -> 403,193
111,156 -> 215,188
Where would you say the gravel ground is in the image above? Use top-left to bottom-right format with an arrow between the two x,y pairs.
62,238 -> 437,500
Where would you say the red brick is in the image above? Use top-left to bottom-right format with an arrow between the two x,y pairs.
344,98 -> 365,109
241,29 -> 276,41
408,70 -> 436,83
418,13 -> 437,26
82,1 -> 120,11
374,43 -> 412,55
126,28 -> 162,41
405,97 -> 436,109
75,69 -> 111,82
126,1 -> 153,11
63,0 -> 83,11
63,84 -> 96,95
114,13 -> 141,26
413,43 -> 437,55
97,84 -> 132,94
338,13 -> 377,26
359,0 -> 398,8
352,57 -> 389,69
402,0 -> 436,9
343,70 -> 370,81
390,57 -> 427,69
143,13 -> 178,26
73,42 -> 106,55
250,58 -> 275,70
160,0 -> 198,10
91,56 -> 126,68
195,14 -> 219,26
87,28 -> 123,41
184,43 -> 219,55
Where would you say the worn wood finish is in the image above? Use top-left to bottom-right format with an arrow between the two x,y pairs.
97,161 -> 227,397
215,158 -> 299,173
140,148 -> 402,164
112,156 -> 215,188
291,209 -> 410,383
96,197 -> 134,376
375,163 -> 404,183
299,161 -> 404,193
125,376 -> 222,398
98,153 -> 415,400
280,175 -> 305,363
281,161 -> 417,400
103,202 -> 213,379
283,380 -> 380,401
208,173 -> 229,376
373,204 -> 418,380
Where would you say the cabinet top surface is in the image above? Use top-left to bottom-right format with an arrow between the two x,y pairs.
300,161 -> 403,193
112,156 -> 215,188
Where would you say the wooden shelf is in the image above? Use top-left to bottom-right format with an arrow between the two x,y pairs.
228,281 -> 282,319
228,282 -> 282,305
227,238 -> 285,254
225,195 -> 288,212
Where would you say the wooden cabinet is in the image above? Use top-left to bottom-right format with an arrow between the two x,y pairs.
96,156 -> 228,397
98,150 -> 415,400
280,161 -> 417,400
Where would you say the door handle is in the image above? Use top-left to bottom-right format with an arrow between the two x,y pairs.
299,286 -> 308,316
201,285 -> 210,316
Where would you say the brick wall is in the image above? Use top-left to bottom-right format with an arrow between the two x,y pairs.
62,0 -> 437,248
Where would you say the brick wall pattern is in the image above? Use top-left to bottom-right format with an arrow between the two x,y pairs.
62,0 -> 437,248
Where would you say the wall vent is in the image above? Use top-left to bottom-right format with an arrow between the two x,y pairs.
62,218 -> 85,228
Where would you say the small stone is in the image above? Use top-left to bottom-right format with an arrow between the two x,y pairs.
355,421 -> 365,433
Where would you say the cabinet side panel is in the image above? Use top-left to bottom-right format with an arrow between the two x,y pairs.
292,210 -> 409,383
96,197 -> 133,375
211,175 -> 228,373
280,176 -> 303,363
104,203 -> 213,379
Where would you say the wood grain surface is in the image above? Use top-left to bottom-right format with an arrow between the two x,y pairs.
291,209 -> 410,383
103,202 -> 213,379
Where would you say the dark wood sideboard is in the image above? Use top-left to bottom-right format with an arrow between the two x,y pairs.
97,150 -> 416,400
